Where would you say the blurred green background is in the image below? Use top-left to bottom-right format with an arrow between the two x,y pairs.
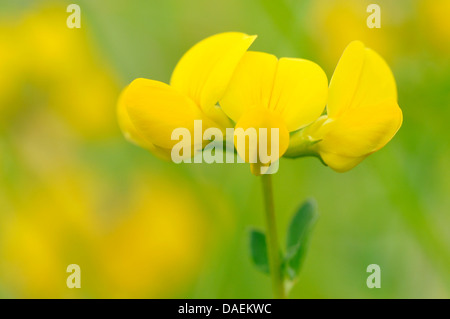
0,0 -> 449,298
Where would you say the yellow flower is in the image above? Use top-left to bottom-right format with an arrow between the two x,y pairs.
118,32 -> 256,159
286,41 -> 403,172
220,51 -> 328,174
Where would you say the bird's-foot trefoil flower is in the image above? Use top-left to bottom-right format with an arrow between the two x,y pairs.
117,32 -> 256,160
219,51 -> 329,175
116,35 -> 405,299
285,41 -> 403,172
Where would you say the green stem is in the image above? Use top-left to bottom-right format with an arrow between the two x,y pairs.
261,174 -> 286,299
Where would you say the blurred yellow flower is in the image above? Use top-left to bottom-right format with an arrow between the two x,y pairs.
0,170 -> 100,298
118,32 -> 256,159
0,6 -> 120,138
286,41 -> 403,172
99,177 -> 210,298
220,51 -> 328,174
307,0 -> 396,70
420,0 -> 450,53
0,167 -> 210,298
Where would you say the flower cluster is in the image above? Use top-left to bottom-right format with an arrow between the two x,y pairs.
118,32 -> 402,174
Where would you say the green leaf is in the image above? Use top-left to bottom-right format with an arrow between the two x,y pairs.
249,229 -> 270,275
285,199 -> 319,280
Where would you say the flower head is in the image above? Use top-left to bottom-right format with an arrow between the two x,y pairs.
286,41 -> 403,172
220,51 -> 328,174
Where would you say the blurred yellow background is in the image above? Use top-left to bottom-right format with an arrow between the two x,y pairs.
0,0 -> 449,298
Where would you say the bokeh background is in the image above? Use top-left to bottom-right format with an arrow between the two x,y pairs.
0,0 -> 449,298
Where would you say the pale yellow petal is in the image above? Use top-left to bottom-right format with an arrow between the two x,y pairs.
220,51 -> 278,122
269,57 -> 328,131
328,41 -> 397,118
170,32 -> 256,111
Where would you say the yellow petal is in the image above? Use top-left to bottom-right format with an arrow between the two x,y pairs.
122,78 -> 205,150
220,51 -> 278,122
317,98 -> 403,171
170,32 -> 256,112
268,57 -> 328,131
117,87 -> 152,149
233,107 -> 289,166
328,41 -> 397,118
220,52 -> 328,132
117,84 -> 174,160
